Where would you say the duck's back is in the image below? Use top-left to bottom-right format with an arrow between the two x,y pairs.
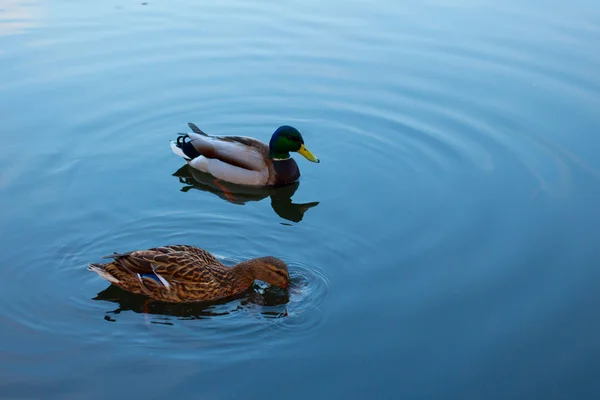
91,245 -> 245,303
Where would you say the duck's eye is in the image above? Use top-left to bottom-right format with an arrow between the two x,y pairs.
273,269 -> 287,278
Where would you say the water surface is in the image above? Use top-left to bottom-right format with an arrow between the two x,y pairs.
1,0 -> 600,398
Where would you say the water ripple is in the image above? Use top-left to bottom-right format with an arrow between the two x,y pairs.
0,211 -> 330,361
1,0 -> 600,392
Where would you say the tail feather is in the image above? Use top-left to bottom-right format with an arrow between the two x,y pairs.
171,134 -> 201,160
188,122 -> 208,136
101,251 -> 134,259
171,123 -> 208,160
170,141 -> 190,160
88,264 -> 121,284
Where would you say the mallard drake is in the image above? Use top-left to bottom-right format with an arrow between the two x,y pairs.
88,245 -> 289,303
170,123 -> 319,186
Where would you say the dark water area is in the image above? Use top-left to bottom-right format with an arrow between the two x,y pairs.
1,0 -> 600,398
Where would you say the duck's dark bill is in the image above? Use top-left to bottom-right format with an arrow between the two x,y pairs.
298,145 -> 320,163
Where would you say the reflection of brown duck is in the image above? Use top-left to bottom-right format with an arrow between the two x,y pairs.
88,245 -> 289,303
173,165 -> 319,223
93,281 -> 289,321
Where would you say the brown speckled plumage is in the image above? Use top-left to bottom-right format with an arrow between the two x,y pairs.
88,245 -> 289,303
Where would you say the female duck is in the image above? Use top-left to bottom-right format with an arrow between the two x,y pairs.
170,123 -> 319,186
88,245 -> 289,303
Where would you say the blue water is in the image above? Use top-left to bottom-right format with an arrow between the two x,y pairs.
1,0 -> 600,398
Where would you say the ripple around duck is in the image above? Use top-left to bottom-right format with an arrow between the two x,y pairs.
0,210 -> 330,361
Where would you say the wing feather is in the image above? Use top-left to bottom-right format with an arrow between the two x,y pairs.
187,132 -> 269,171
110,249 -> 219,285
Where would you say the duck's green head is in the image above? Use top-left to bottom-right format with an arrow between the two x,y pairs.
269,126 -> 320,163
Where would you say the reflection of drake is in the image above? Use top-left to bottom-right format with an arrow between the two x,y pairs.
93,283 -> 289,321
173,165 -> 319,223
170,123 -> 319,186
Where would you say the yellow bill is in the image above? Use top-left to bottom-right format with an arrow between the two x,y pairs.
298,144 -> 320,163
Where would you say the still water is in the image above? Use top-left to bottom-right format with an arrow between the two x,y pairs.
1,0 -> 600,398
